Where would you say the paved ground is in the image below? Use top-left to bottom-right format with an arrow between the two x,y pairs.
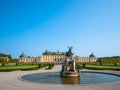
0,65 -> 120,90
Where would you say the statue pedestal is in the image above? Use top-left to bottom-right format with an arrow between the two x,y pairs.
60,58 -> 80,77
60,71 -> 80,77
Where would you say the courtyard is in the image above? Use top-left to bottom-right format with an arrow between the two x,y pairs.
0,65 -> 120,90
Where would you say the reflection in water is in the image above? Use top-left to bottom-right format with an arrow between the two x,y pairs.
60,77 -> 80,84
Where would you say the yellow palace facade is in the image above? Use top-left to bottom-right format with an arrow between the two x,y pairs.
19,50 -> 97,63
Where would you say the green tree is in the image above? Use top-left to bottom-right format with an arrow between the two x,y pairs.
0,59 -> 7,67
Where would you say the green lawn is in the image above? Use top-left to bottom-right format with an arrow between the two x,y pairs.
84,64 -> 120,70
0,64 -> 40,71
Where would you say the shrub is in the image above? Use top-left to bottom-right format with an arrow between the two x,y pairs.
46,63 -> 54,70
100,62 -> 103,66
16,62 -> 18,66
38,64 -> 44,68
2,63 -> 5,67
44,63 -> 48,67
76,64 -> 82,70
114,62 -> 117,66
83,63 -> 86,68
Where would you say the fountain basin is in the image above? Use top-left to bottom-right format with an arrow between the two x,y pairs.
21,71 -> 120,84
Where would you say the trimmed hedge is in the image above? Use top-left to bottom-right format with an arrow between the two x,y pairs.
46,63 -> 54,70
79,64 -> 120,71
0,64 -> 45,72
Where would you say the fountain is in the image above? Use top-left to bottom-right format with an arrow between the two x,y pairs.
60,47 -> 80,77
20,47 -> 120,84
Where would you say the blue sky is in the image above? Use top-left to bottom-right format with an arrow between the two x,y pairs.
0,0 -> 120,58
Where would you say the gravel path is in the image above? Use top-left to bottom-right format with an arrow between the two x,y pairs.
0,65 -> 120,90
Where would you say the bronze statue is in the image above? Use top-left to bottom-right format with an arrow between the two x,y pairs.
65,47 -> 73,58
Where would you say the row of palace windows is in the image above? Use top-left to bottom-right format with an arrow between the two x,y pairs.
43,55 -> 65,58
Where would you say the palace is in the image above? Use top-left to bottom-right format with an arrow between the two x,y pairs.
0,53 -> 10,62
19,50 -> 97,63
0,56 -> 9,62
